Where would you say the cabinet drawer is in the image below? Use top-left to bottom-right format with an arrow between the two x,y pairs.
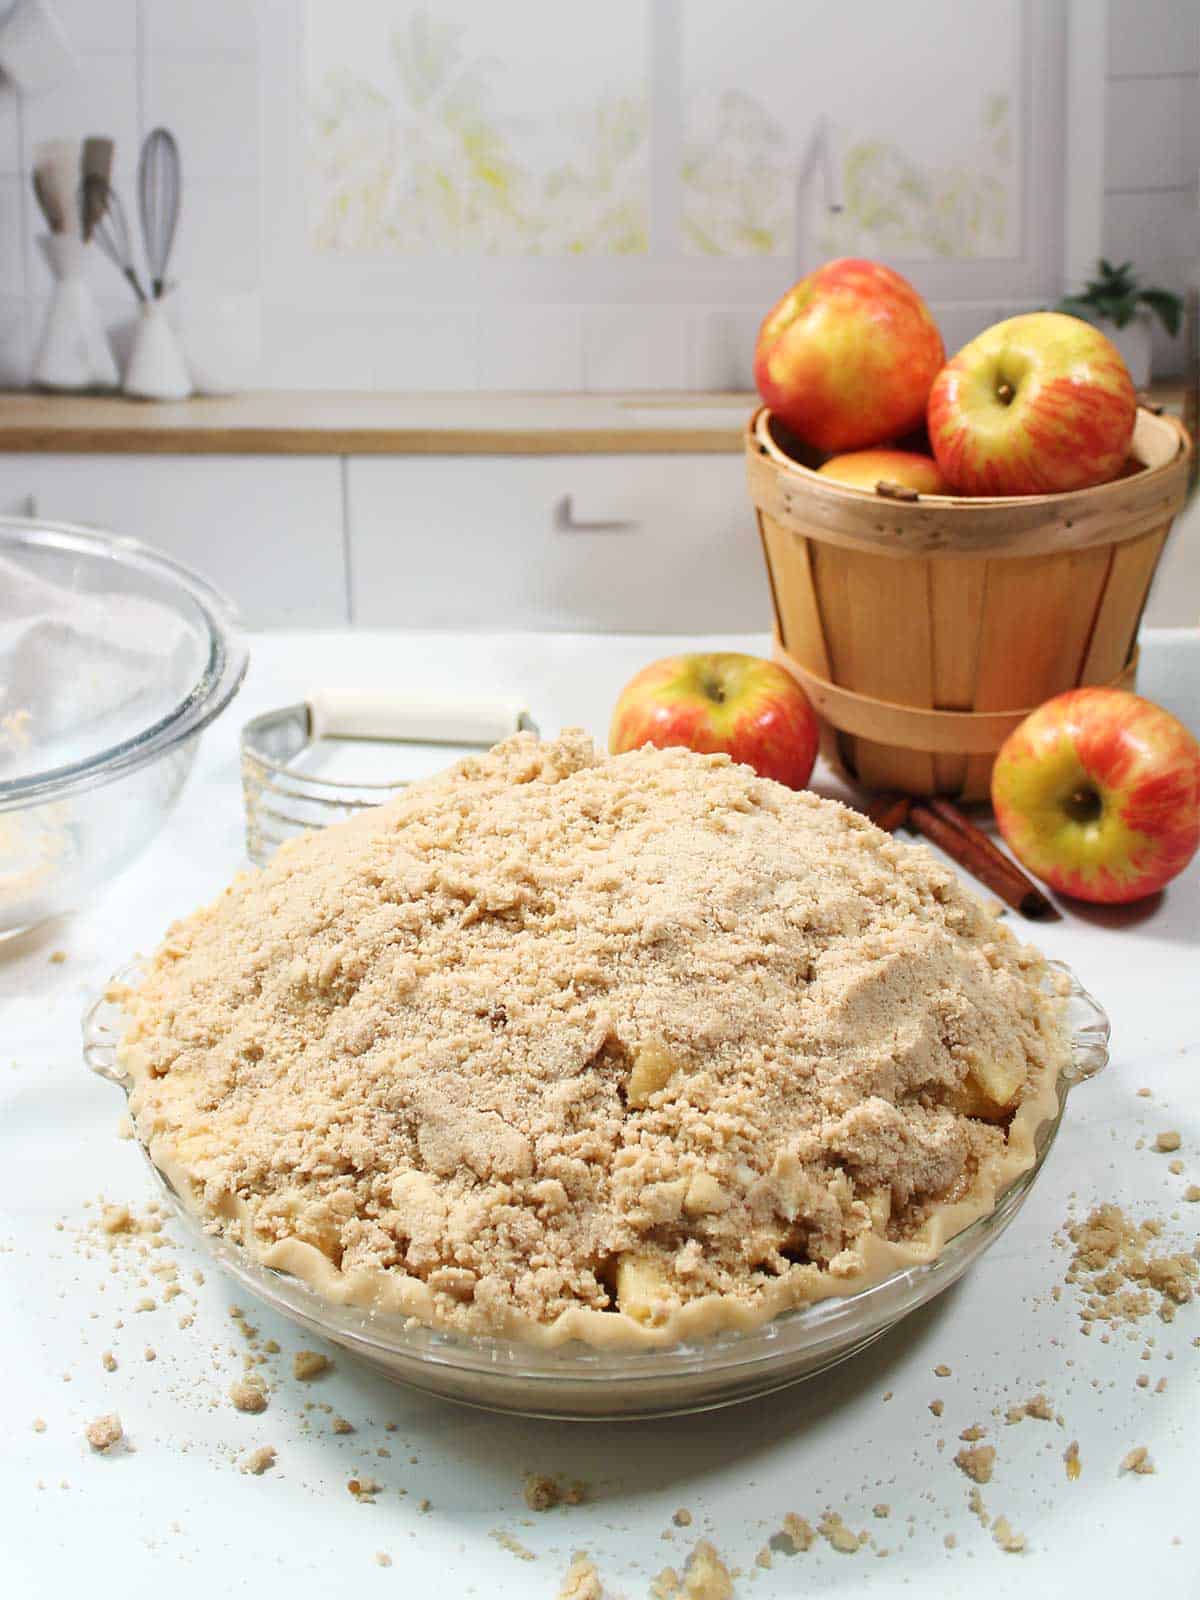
347,454 -> 770,631
8,454 -> 347,627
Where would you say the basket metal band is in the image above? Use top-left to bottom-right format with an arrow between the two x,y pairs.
773,634 -> 1139,756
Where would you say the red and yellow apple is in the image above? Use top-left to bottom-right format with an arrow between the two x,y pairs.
754,258 -> 945,453
992,688 -> 1200,904
817,448 -> 950,495
928,312 -> 1137,496
609,653 -> 819,790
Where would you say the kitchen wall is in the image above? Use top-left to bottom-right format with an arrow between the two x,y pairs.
1104,0 -> 1200,373
0,0 -> 1194,392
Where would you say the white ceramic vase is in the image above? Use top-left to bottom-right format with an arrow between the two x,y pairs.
124,294 -> 192,401
31,234 -> 119,392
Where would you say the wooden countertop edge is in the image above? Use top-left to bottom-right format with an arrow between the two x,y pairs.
0,423 -> 748,456
0,383 -> 1184,456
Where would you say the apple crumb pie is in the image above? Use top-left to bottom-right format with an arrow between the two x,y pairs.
113,732 -> 1071,1348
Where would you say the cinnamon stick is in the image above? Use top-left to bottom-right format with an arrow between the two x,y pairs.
908,799 -> 1059,921
865,791 -> 911,832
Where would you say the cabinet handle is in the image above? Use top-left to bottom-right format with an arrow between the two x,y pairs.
553,494 -> 639,534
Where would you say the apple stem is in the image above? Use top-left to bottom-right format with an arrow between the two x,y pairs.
996,381 -> 1015,405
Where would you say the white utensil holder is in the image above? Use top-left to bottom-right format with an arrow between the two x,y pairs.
31,234 -> 118,392
124,292 -> 192,401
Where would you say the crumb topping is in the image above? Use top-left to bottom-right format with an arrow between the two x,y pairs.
84,1413 -> 122,1452
116,734 -> 1070,1343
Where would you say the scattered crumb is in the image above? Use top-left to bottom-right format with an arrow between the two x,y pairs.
1064,1440 -> 1081,1480
418,1497 -> 431,1513
239,1445 -> 276,1476
1184,1187 -> 1200,1203
263,1339 -> 280,1354
523,1473 -> 560,1512
954,1445 -> 996,1485
1120,1447 -> 1155,1476
1155,1132 -> 1182,1154
1137,1088 -> 1152,1098
1156,1377 -> 1168,1394
101,1351 -> 117,1372
673,1508 -> 693,1528
557,1552 -> 601,1600
944,1533 -> 957,1550
1064,1203 -> 1197,1328
84,1414 -> 122,1453
1005,1393 -> 1054,1424
991,1515 -> 1026,1554
679,1540 -> 734,1597
1169,1159 -> 1185,1175
873,1503 -> 891,1518
31,1418 -> 46,1433
780,1513 -> 816,1553
929,1399 -> 944,1417
818,1512 -> 865,1554
348,1476 -> 383,1502
967,1486 -> 989,1527
933,1364 -> 952,1377
292,1350 -> 330,1381
490,1529 -> 535,1562
331,1416 -> 354,1435
49,949 -> 66,964
100,1205 -> 132,1235
959,1424 -> 987,1442
755,1547 -> 772,1570
133,1297 -> 156,1313
374,1552 -> 392,1569
228,1379 -> 268,1414
143,1347 -> 156,1362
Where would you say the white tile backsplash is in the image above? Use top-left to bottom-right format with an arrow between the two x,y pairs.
0,83 -> 20,176
22,50 -> 140,174
1104,75 -> 1194,191
367,311 -> 481,392
258,305 -> 386,389
1103,188 -> 1199,273
1107,0 -> 1199,78
0,175 -> 27,298
49,0 -> 139,53
0,5 -> 1188,392
582,307 -> 689,391
475,308 -> 583,391
142,0 -> 258,57
0,293 -> 29,385
142,54 -> 259,180
170,176 -> 259,287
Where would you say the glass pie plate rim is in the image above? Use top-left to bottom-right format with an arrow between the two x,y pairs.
82,960 -> 1109,1417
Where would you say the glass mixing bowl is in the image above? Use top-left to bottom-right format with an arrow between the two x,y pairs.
83,961 -> 1109,1420
0,518 -> 248,933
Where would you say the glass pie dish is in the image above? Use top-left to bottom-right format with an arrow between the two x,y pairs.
83,962 -> 1109,1421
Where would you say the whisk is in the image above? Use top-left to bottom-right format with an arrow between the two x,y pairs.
80,174 -> 146,302
137,127 -> 181,300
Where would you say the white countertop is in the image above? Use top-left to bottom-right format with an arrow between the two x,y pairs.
3,627 -> 1199,1600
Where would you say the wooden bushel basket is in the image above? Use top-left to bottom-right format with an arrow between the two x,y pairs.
747,405 -> 1192,801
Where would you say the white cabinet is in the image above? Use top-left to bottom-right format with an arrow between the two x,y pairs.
346,454 -> 770,632
0,454 -> 347,627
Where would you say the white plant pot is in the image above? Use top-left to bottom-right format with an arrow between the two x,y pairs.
1098,310 -> 1153,389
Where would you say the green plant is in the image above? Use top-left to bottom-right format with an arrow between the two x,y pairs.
1058,259 -> 1182,336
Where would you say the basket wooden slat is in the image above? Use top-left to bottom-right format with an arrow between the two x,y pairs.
748,405 -> 1191,802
